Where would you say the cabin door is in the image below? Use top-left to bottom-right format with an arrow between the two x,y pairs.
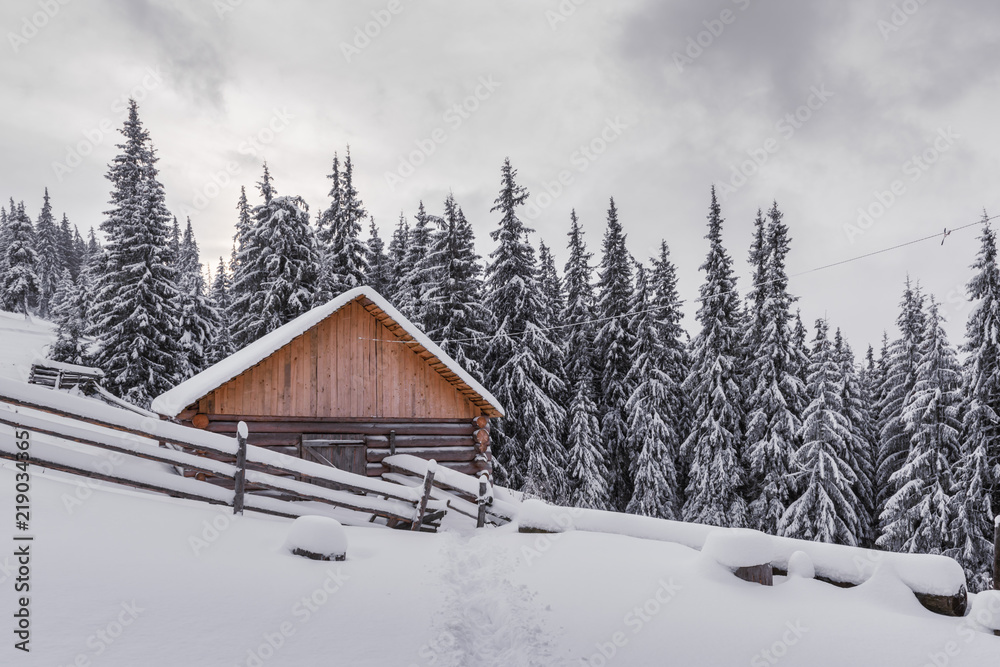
300,434 -> 367,476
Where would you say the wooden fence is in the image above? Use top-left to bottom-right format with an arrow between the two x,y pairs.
0,378 -> 447,529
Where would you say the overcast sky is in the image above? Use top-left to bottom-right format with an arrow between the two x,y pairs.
2,0 -> 999,352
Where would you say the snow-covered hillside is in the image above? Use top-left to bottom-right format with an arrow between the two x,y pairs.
0,466 -> 998,667
1,310 -> 999,666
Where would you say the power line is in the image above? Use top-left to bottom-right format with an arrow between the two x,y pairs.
363,212 -> 998,348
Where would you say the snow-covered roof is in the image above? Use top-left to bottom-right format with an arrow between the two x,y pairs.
151,286 -> 504,418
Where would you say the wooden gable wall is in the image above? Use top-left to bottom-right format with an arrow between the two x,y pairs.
195,299 -> 483,420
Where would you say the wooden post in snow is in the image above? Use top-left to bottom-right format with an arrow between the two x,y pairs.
993,517 -> 999,590
412,459 -> 436,531
233,421 -> 248,516
476,471 -> 490,529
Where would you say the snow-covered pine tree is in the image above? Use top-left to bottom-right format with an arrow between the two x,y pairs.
780,318 -> 860,545
834,329 -> 877,547
89,99 -> 183,406
33,189 -> 62,318
398,201 -> 435,327
878,298 -> 962,555
875,278 -> 926,520
2,202 -> 39,320
207,256 -> 235,365
952,216 -> 1000,589
385,213 -> 410,305
0,205 -> 9,304
649,240 -> 690,502
176,218 -> 220,377
231,164 -> 319,347
483,158 -> 566,499
625,263 -> 681,519
561,210 -> 609,509
317,149 -> 368,300
364,218 -> 391,296
536,239 -> 567,400
58,213 -> 79,280
49,268 -> 89,365
681,187 -> 747,528
423,193 -> 487,379
744,202 -> 805,535
595,197 -> 635,510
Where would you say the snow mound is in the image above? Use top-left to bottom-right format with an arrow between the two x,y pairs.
701,528 -> 777,570
284,515 -> 348,561
787,550 -> 815,579
969,591 -> 1000,632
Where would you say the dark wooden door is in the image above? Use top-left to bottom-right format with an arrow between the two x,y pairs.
301,434 -> 367,476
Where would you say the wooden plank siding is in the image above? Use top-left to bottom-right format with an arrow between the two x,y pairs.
196,300 -> 482,420
180,297 -> 493,477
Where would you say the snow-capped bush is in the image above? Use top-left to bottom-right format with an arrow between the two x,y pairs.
787,551 -> 815,579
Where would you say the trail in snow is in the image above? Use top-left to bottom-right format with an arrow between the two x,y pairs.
430,533 -> 562,667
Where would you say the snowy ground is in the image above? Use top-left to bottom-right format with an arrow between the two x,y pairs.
0,310 -> 998,665
0,310 -> 54,382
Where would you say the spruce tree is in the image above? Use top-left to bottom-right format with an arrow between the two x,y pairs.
385,213 -> 410,305
835,329 -> 877,546
34,189 -> 62,318
625,263 -> 681,519
317,149 -> 368,299
364,218 -> 391,296
681,187 -> 747,527
49,268 -> 88,365
876,279 -> 926,520
780,319 -> 860,545
561,210 -> 609,509
89,99 -> 182,406
423,193 -> 487,378
58,213 -> 79,280
207,256 -> 235,365
176,218 -> 220,377
398,201 -> 435,327
230,164 -> 319,347
483,158 -> 566,498
878,299 -> 961,555
2,202 -> 39,320
953,216 -> 1000,588
595,197 -> 635,510
744,202 -> 805,535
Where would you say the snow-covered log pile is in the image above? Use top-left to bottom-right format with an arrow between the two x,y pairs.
516,499 -> 969,615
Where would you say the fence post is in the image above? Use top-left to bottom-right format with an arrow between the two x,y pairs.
233,421 -> 248,516
477,471 -> 490,528
993,517 -> 999,590
412,459 -> 436,531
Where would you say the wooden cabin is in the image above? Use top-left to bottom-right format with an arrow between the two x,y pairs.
151,287 -> 503,478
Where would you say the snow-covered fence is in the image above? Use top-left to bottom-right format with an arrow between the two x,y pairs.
0,377 -> 444,529
516,500 -> 971,617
